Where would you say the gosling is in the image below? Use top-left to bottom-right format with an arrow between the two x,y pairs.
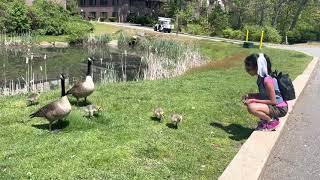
170,114 -> 183,129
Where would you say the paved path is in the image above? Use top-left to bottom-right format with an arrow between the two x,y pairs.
259,57 -> 320,180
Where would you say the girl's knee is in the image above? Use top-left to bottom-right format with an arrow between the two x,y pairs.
247,104 -> 257,114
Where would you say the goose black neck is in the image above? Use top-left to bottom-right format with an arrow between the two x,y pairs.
61,78 -> 65,97
86,60 -> 92,76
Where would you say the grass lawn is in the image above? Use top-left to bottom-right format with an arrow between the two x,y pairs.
32,23 -> 140,43
0,35 -> 312,179
93,22 -> 126,35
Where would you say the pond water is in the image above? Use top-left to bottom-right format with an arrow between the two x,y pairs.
0,45 -> 145,95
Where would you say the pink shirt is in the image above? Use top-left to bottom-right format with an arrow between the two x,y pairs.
264,76 -> 288,107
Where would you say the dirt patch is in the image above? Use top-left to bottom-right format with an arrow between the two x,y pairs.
186,52 -> 247,74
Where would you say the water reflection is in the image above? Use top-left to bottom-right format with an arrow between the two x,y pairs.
0,45 -> 145,95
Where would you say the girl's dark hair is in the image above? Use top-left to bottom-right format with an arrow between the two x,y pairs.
244,53 -> 272,74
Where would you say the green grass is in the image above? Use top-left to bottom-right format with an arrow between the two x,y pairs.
0,40 -> 311,179
92,22 -> 124,35
198,41 -> 247,61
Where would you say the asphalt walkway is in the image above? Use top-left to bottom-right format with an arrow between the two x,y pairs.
260,57 -> 320,180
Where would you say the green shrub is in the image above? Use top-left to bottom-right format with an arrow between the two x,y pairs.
243,25 -> 263,42
223,28 -> 243,40
264,26 -> 282,43
4,0 -> 31,33
128,16 -> 156,27
30,0 -> 69,35
243,25 -> 282,43
222,28 -> 233,38
287,25 -> 320,44
64,20 -> 93,43
186,24 -> 206,35
232,30 -> 243,40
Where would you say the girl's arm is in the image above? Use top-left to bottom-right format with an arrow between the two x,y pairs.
247,93 -> 260,99
248,80 -> 277,105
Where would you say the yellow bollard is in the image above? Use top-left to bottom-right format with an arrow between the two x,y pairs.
246,29 -> 249,42
259,31 -> 264,49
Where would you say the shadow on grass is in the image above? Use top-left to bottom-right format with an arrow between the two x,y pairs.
210,122 -> 254,141
32,120 -> 70,131
166,123 -> 178,129
83,113 -> 103,119
150,116 -> 162,122
26,102 -> 39,107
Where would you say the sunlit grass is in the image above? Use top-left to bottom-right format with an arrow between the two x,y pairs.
0,41 -> 311,179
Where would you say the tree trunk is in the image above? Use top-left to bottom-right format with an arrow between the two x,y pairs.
237,10 -> 242,28
271,0 -> 287,27
289,0 -> 309,31
259,7 -> 265,26
259,1 -> 267,26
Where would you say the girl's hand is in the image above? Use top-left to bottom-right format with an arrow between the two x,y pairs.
242,94 -> 248,100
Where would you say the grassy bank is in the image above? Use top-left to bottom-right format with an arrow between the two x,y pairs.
0,38 -> 311,179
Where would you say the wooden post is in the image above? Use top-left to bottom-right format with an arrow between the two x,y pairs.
176,15 -> 179,36
259,31 -> 264,49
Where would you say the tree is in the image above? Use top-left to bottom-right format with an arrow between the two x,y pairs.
67,0 -> 79,15
271,0 -> 290,27
0,2 -> 7,31
5,0 -> 31,33
289,0 -> 309,30
208,4 -> 230,35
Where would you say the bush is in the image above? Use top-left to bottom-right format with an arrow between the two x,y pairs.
223,28 -> 243,40
127,15 -> 156,27
232,30 -> 243,40
64,19 -> 93,43
243,25 -> 282,43
287,26 -> 320,44
4,0 -> 31,33
30,0 -> 70,35
185,24 -> 206,35
264,26 -> 282,43
243,25 -> 263,42
222,28 -> 233,38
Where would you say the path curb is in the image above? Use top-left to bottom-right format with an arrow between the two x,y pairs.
219,57 -> 318,180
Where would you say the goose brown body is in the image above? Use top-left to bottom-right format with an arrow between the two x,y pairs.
30,74 -> 71,130
67,58 -> 95,103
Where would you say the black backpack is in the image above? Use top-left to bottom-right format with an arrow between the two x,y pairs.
272,70 -> 296,101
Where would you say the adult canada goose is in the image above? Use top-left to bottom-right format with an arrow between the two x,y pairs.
170,114 -> 183,129
67,57 -> 95,104
30,74 -> 72,131
153,107 -> 164,122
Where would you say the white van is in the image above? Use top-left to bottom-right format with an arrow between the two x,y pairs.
154,17 -> 174,33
